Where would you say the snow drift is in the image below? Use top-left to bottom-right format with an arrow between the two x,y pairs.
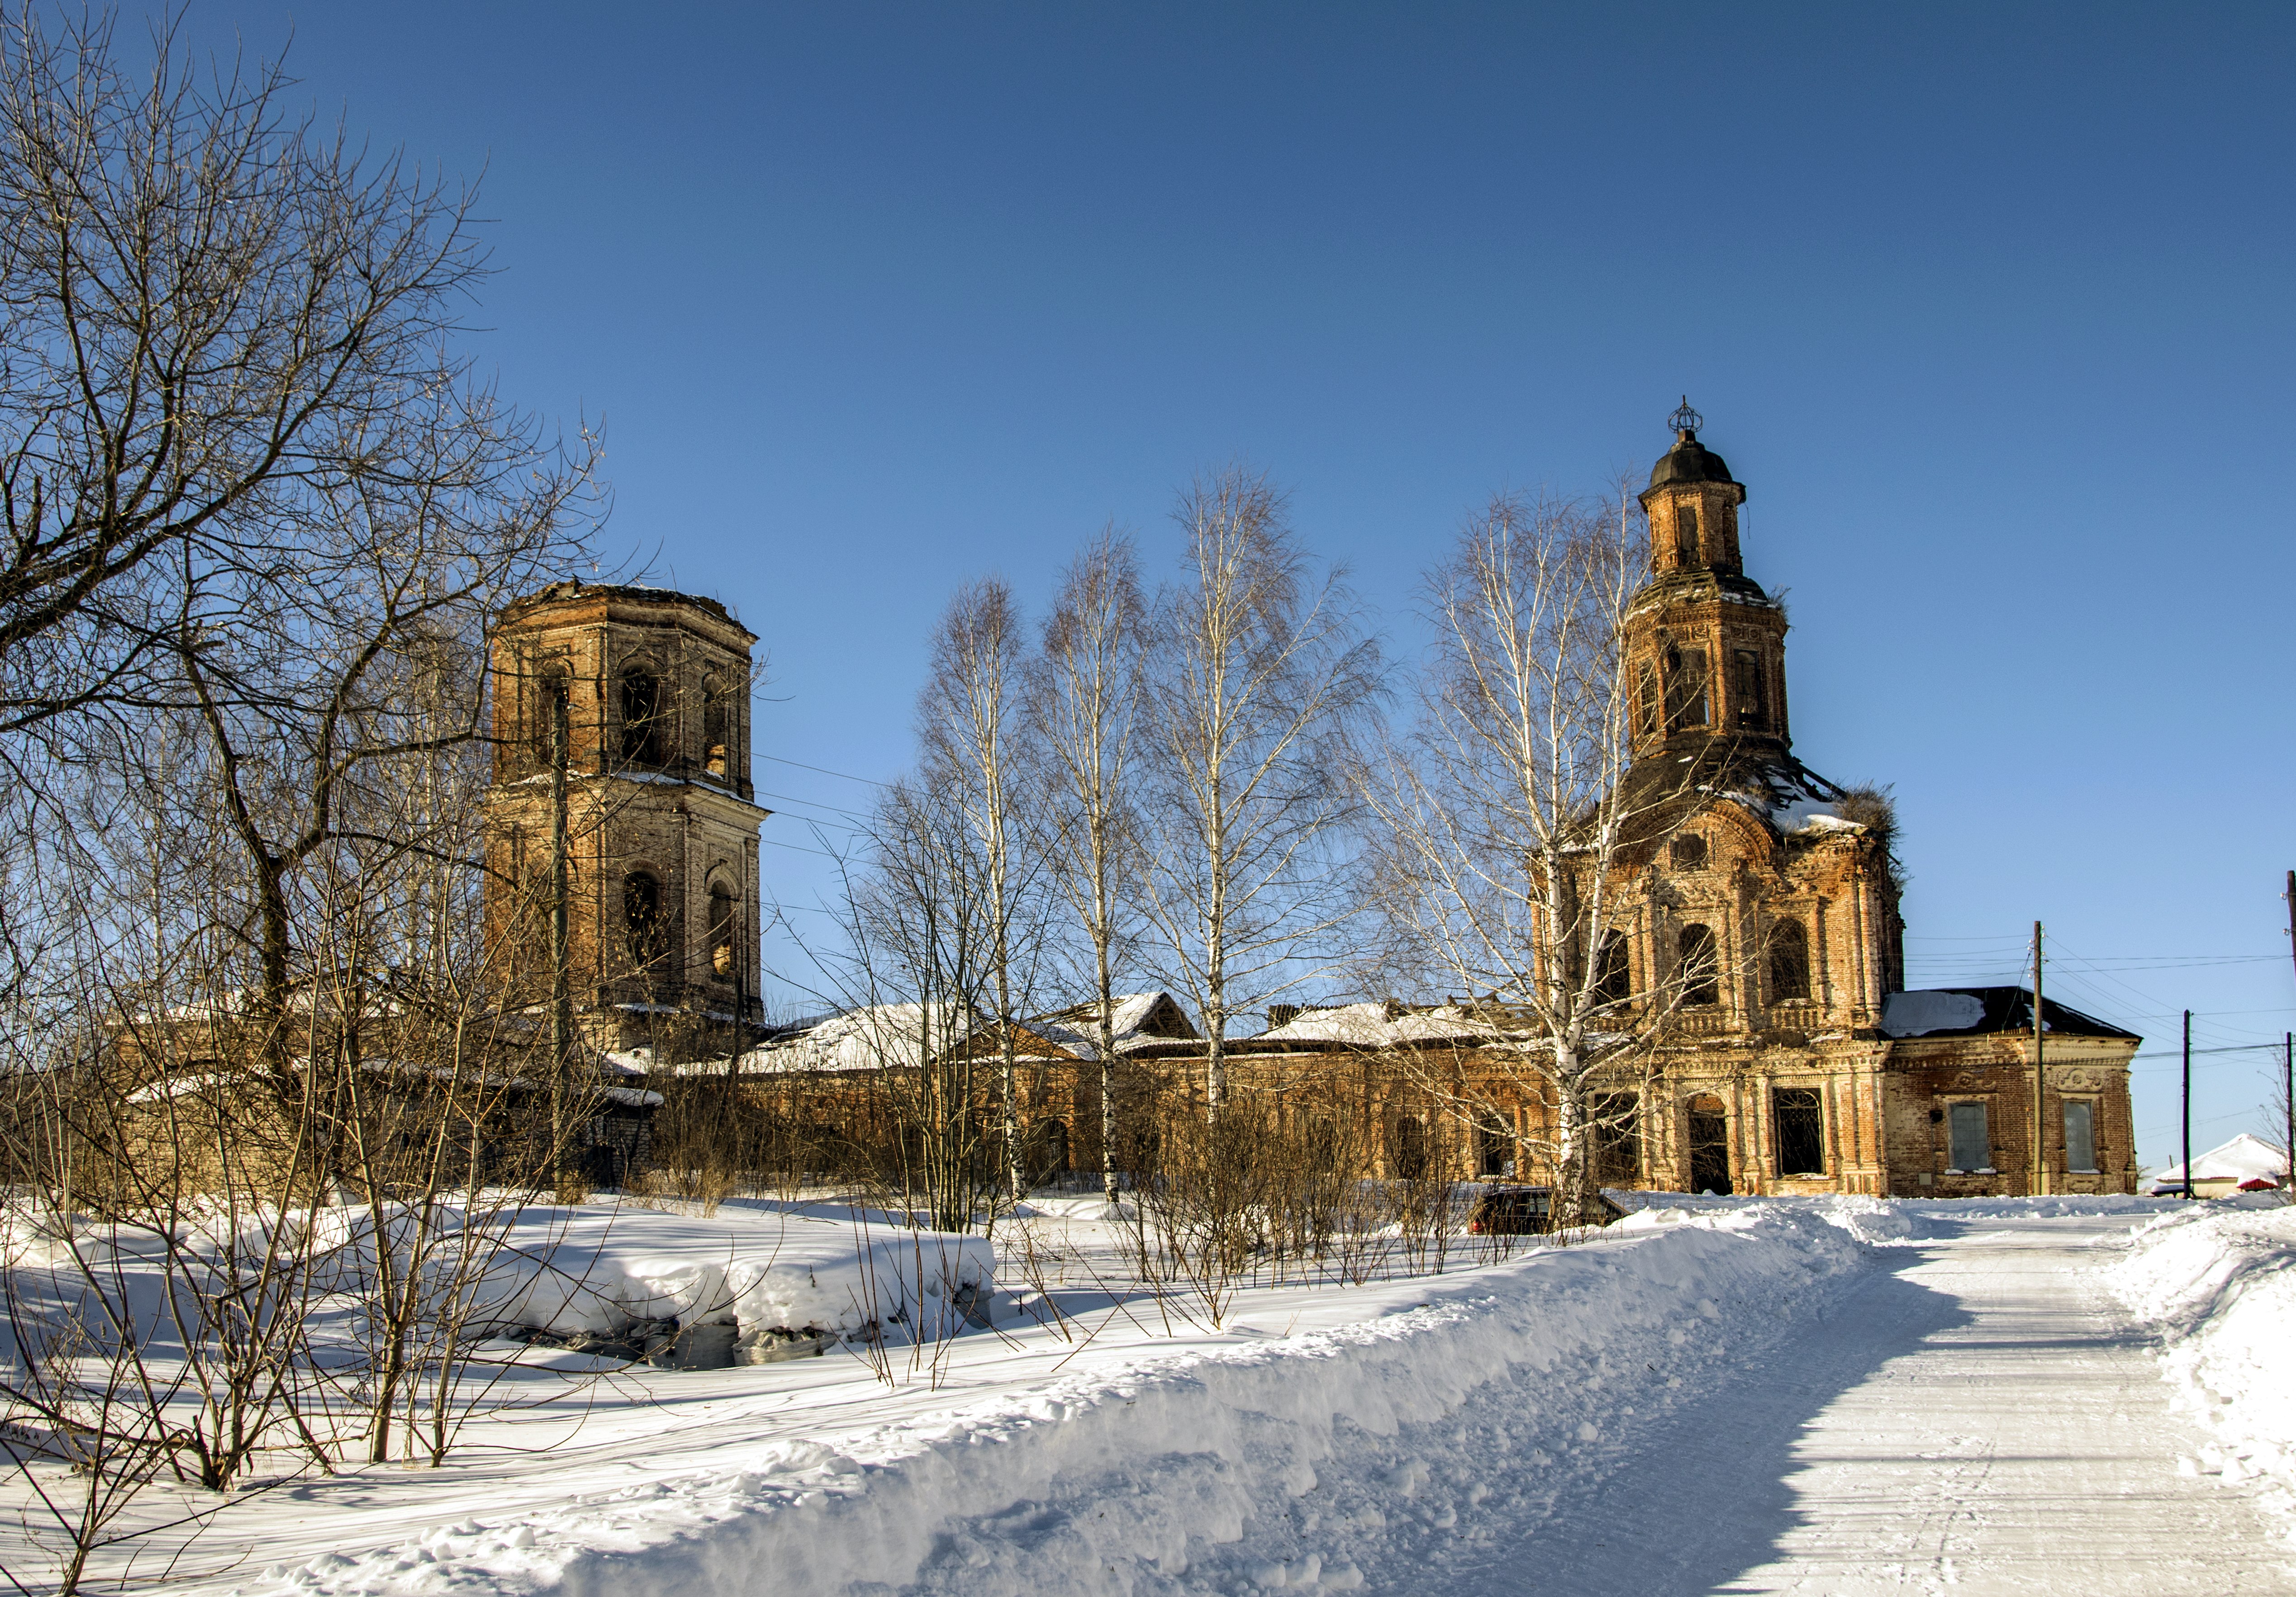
253,1202 -> 1873,1597
2106,1195 -> 2296,1528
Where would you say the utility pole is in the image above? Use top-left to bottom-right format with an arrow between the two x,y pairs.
2032,920 -> 2046,1198
2285,1031 -> 2292,1206
2182,1009 -> 2193,1200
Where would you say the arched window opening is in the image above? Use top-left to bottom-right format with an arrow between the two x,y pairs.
1394,1115 -> 1428,1180
623,871 -> 668,972
1670,833 -> 1708,870
1675,502 -> 1700,564
620,665 -> 666,767
1636,662 -> 1659,742
708,883 -> 738,980
1595,932 -> 1632,1006
1733,649 -> 1768,730
1029,1118 -> 1070,1184
1774,1087 -> 1825,1175
531,664 -> 570,770
1664,646 -> 1709,731
1307,1118 -> 1339,1174
702,676 -> 733,780
1677,923 -> 1719,1007
1768,919 -> 1811,1003
1686,1093 -> 1732,1195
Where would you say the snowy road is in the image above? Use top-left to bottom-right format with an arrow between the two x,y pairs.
1417,1213 -> 2288,1596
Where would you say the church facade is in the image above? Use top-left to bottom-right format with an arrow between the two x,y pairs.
476,414 -> 2141,1201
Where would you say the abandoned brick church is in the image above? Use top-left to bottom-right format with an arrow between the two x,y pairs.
480,409 -> 2141,1201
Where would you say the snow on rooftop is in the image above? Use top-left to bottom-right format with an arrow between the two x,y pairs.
1256,1002 -> 1493,1048
1880,990 -> 1990,1038
2150,1133 -> 2290,1189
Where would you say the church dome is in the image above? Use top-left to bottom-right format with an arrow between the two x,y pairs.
1647,435 -> 1739,491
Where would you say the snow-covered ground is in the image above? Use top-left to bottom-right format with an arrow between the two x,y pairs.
2107,1193 -> 2296,1519
21,1191 -> 2296,1595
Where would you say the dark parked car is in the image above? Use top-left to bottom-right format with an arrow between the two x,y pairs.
1465,1185 -> 1626,1234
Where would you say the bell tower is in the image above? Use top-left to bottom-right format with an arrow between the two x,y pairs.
1623,400 -> 1791,760
484,582 -> 768,1060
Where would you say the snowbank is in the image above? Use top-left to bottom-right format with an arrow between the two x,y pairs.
2106,1196 -> 2296,1526
255,1201 -> 1875,1597
477,1202 -> 997,1340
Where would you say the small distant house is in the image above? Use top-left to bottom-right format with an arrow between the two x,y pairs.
2147,1134 -> 2290,1199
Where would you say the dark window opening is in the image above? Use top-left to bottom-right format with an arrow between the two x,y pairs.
1594,931 -> 1632,1006
1395,1115 -> 1428,1180
708,884 -> 737,981
1733,649 -> 1768,730
1589,1092 -> 1640,1185
1029,1118 -> 1070,1184
620,665 -> 666,767
2063,1100 -> 2098,1173
1675,502 -> 1700,564
1947,1101 -> 1992,1172
1476,1116 -> 1513,1178
1774,1087 -> 1825,1175
1670,833 -> 1708,870
623,871 -> 668,972
1307,1118 -> 1339,1174
1678,923 -> 1719,1007
531,665 -> 570,769
702,675 -> 733,780
1687,1094 -> 1731,1195
1664,646 -> 1709,732
1768,919 -> 1811,1003
1636,663 -> 1659,742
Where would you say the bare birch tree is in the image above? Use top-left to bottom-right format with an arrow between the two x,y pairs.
1138,469 -> 1379,1115
1027,530 -> 1145,1207
1358,492 -> 1696,1225
917,581 -> 1041,1202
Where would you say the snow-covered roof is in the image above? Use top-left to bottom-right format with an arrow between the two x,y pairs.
2149,1134 -> 2288,1189
731,1003 -> 1079,1075
1029,992 -> 1198,1058
1879,987 -> 2139,1041
1255,1002 -> 1496,1049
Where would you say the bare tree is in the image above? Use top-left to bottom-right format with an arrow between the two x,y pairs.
917,580 -> 1041,1202
1137,469 -> 1379,1114
0,9 -> 516,740
1357,492 -> 1696,1226
1027,531 -> 1145,1208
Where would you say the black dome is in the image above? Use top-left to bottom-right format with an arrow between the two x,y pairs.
1647,435 -> 1739,490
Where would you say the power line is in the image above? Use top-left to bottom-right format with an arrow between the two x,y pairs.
759,753 -> 889,788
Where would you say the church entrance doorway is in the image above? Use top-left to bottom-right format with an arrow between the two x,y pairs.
1688,1094 -> 1732,1195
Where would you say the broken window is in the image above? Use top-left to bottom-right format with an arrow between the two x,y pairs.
1664,647 -> 1709,732
1589,1092 -> 1640,1185
623,871 -> 669,972
2063,1100 -> 2098,1173
1947,1101 -> 1991,1172
620,664 -> 667,767
1675,502 -> 1700,564
1594,932 -> 1632,1006
1677,923 -> 1719,1007
1773,1087 -> 1825,1175
1670,833 -> 1708,870
1768,918 -> 1811,1003
1733,649 -> 1767,729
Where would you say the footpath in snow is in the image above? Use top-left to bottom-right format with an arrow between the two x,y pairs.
184,1196 -> 2296,1596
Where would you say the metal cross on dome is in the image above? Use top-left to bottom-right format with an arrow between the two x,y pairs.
1669,397 -> 1703,437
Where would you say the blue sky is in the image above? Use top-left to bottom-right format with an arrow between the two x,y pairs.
199,2 -> 2293,1173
